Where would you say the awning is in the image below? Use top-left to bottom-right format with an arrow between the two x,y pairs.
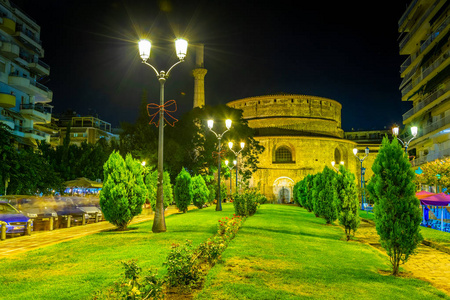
420,193 -> 450,206
416,190 -> 435,199
64,177 -> 102,188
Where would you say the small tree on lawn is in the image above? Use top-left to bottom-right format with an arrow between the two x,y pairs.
293,180 -> 302,206
303,174 -> 315,212
100,151 -> 147,230
335,165 -> 360,241
145,170 -> 173,211
174,167 -> 193,213
192,175 -> 209,209
370,137 -> 422,276
313,166 -> 338,224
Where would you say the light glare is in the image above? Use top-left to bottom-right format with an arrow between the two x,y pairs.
175,38 -> 188,60
139,39 -> 151,61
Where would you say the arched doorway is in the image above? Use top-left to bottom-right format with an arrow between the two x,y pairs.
273,177 -> 294,204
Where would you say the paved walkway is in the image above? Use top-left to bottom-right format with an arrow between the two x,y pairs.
0,206 -> 185,259
356,219 -> 450,295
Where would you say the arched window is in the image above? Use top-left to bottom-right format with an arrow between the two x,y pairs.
275,146 -> 293,163
334,147 -> 341,163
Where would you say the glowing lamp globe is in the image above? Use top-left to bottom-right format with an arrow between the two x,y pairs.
225,160 -> 229,166
228,141 -> 233,149
411,126 -> 418,137
392,126 -> 399,136
240,142 -> 245,149
175,38 -> 188,60
207,119 -> 214,129
331,161 -> 335,167
225,119 -> 232,129
139,39 -> 151,61
353,148 -> 358,155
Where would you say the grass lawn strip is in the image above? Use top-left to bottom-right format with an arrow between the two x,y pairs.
196,205 -> 449,300
0,205 -> 235,300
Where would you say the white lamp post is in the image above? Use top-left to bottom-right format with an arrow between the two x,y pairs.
225,160 -> 237,199
392,125 -> 418,153
138,37 -> 188,233
353,147 -> 369,210
228,141 -> 245,194
208,119 -> 232,211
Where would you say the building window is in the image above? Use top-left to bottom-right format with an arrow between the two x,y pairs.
334,147 -> 341,163
275,146 -> 293,163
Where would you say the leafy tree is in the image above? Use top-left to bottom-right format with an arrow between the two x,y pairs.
100,151 -> 147,230
0,123 -> 17,195
174,168 -> 193,213
293,180 -> 302,206
415,157 -> 450,192
335,165 -> 360,241
145,170 -> 173,211
191,175 -> 210,209
370,137 -> 422,276
313,166 -> 338,224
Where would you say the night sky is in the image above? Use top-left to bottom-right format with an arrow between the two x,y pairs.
15,0 -> 412,131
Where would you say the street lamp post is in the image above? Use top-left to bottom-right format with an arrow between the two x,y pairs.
225,160 -> 237,199
353,147 -> 369,210
138,38 -> 188,233
208,119 -> 232,211
331,160 -> 344,172
228,141 -> 245,194
392,125 -> 418,154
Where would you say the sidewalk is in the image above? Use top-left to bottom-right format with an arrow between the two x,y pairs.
0,206 -> 185,259
356,219 -> 450,295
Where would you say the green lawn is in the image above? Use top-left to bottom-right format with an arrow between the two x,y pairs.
0,205 -> 448,300
196,205 -> 449,300
0,206 -> 235,300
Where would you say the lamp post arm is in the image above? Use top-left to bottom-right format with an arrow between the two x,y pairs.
395,136 -> 406,147
141,61 -> 160,77
166,60 -> 184,77
208,128 -> 219,138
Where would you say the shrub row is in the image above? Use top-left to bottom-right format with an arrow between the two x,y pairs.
93,215 -> 246,299
232,188 -> 265,217
293,165 -> 360,241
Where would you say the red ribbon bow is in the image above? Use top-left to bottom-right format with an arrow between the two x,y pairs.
212,149 -> 227,162
147,100 -> 178,127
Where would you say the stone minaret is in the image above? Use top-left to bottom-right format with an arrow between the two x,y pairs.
192,44 -> 207,108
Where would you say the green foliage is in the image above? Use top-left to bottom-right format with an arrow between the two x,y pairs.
312,167 -> 339,223
174,168 -> 193,213
100,152 -> 147,230
163,240 -> 202,289
303,174 -> 315,212
293,180 -> 302,206
370,137 -> 423,275
145,170 -> 173,211
92,260 -> 164,300
335,165 -> 360,240
232,189 -> 261,217
191,175 -> 210,209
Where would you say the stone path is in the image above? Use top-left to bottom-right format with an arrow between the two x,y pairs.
0,206 -> 187,259
356,219 -> 450,295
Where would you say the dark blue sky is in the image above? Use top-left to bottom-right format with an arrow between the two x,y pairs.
17,0 -> 412,131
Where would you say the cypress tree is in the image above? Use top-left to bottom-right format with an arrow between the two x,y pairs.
370,137 -> 422,275
335,165 -> 360,240
174,168 -> 193,213
191,175 -> 210,209
100,151 -> 147,230
313,166 -> 338,224
145,170 -> 173,211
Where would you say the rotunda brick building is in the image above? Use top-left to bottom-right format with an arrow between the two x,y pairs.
227,93 -> 358,203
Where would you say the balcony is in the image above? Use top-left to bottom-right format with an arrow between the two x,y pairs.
0,17 -> 16,34
22,127 -> 47,141
8,74 -> 52,103
0,42 -> 19,59
28,59 -> 50,76
402,84 -> 450,121
0,93 -> 16,108
13,25 -> 42,55
20,103 -> 52,124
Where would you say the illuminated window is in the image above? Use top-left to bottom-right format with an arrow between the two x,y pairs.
275,146 -> 292,163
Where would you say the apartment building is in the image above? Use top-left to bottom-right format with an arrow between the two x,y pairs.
399,0 -> 449,166
0,0 -> 54,148
53,111 -> 119,147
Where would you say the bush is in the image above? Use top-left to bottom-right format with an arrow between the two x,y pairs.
145,170 -> 173,211
233,189 -> 261,217
92,260 -> 164,300
370,137 -> 422,276
191,175 -> 210,209
303,174 -> 315,212
174,168 -> 193,213
100,152 -> 147,230
163,240 -> 201,288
